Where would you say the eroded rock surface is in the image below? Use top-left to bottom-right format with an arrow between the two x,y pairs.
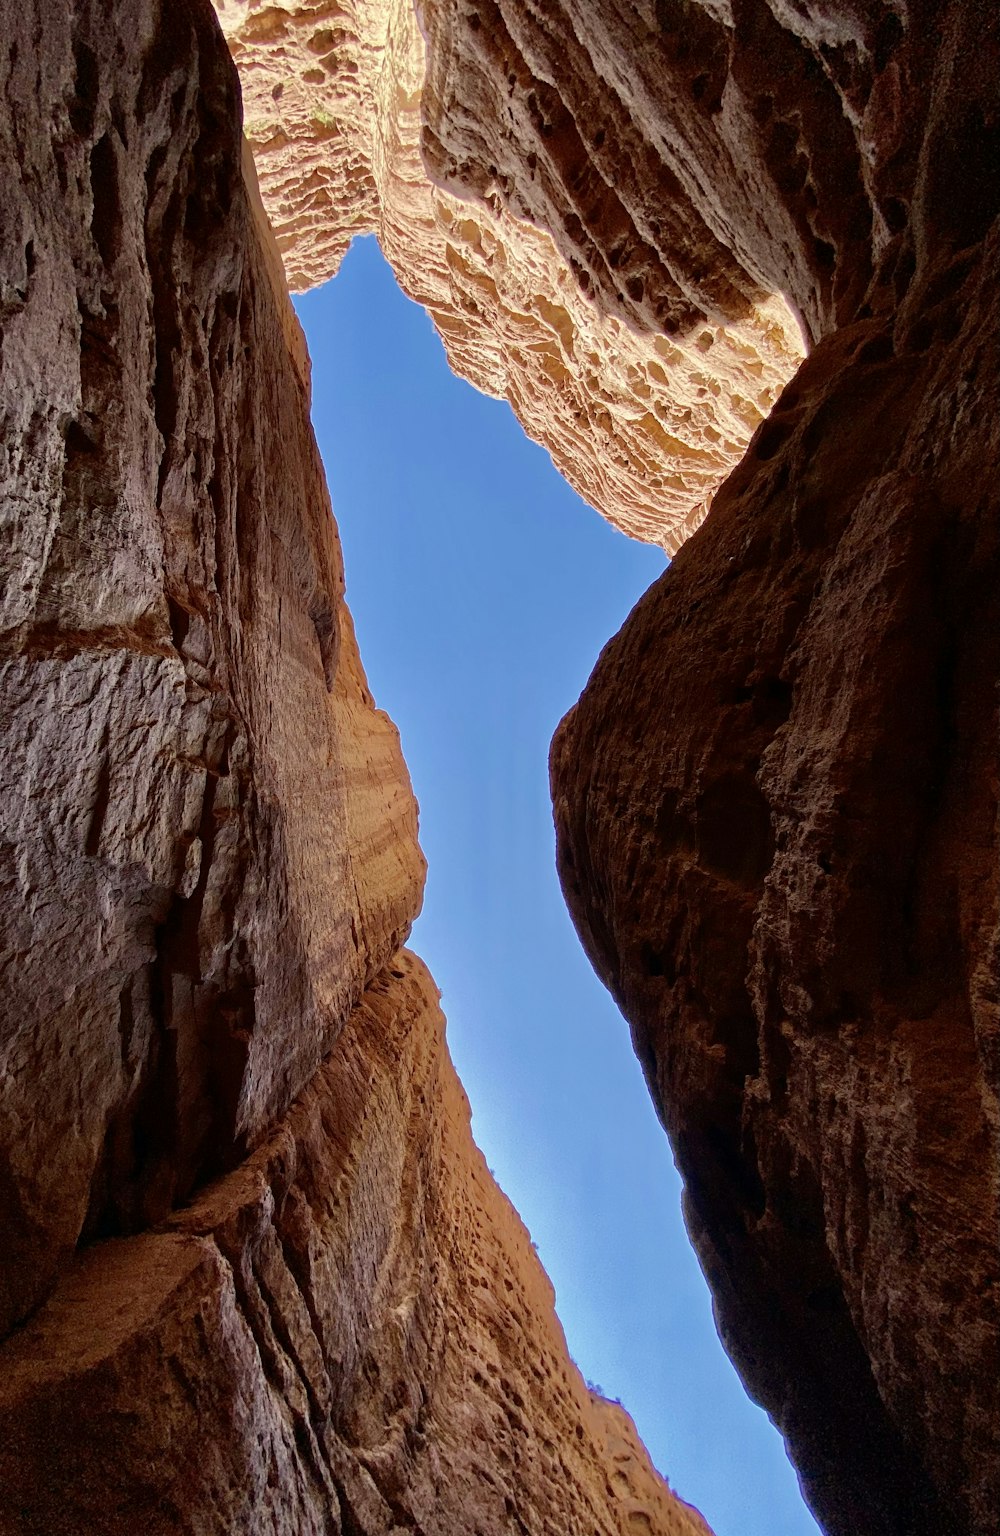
0,1 -> 711,1532
0,953 -> 711,1536
0,0 -> 425,1339
418,0 -> 1000,348
551,26 -> 1000,1532
213,0 -> 802,551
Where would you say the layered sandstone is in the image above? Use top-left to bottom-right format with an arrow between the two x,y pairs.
0,952 -> 711,1536
0,0 -> 423,1339
0,1 -> 711,1532
213,0 -> 802,551
537,4 -> 1000,1535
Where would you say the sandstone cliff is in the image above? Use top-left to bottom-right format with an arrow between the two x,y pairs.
0,952 -> 710,1536
212,0 -> 803,552
531,3 -> 1000,1535
0,1 -> 713,1532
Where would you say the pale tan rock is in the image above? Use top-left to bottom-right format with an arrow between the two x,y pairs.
214,0 -> 802,551
0,954 -> 713,1536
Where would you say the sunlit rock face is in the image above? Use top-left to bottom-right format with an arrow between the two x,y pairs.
213,0 -> 802,551
0,953 -> 711,1536
426,0 -> 1000,347
0,1 -> 712,1531
544,4 -> 1000,1535
0,0 -> 423,1339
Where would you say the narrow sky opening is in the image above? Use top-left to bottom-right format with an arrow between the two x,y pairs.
295,234 -> 821,1536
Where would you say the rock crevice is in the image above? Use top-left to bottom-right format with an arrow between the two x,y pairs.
2,0 -> 997,1532
0,3 -> 716,1532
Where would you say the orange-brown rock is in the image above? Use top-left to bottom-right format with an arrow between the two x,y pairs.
0,952 -> 711,1536
213,0 -> 802,551
0,0 -> 426,1337
548,4 -> 1000,1528
0,2 -> 712,1533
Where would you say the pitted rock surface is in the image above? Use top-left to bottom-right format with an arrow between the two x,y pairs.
213,0 -> 803,551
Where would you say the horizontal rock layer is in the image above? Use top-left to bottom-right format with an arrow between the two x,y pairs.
213,0 -> 802,551
0,952 -> 711,1536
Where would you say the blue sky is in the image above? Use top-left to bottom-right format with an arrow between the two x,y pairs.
295,235 -> 820,1536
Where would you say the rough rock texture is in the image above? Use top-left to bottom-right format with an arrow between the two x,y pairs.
418,0 -> 999,346
212,0 -> 802,550
0,1 -> 712,1532
0,952 -> 711,1536
546,6 -> 1000,1534
0,0 -> 424,1341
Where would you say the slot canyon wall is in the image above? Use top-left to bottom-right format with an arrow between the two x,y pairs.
0,3 -> 996,1536
529,3 -> 997,1536
0,1 -> 712,1533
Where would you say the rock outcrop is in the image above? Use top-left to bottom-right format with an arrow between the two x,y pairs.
0,1 -> 711,1532
0,0 -> 423,1340
212,0 -> 802,551
0,951 -> 710,1536
540,4 -> 1000,1535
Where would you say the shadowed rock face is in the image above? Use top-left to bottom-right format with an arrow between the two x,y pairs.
553,272 -> 1000,1534
544,5 -> 1000,1530
0,2 -> 713,1532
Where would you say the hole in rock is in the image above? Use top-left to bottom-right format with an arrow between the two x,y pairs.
296,235 -> 820,1536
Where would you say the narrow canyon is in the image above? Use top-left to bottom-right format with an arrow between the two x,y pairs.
0,1 -> 996,1535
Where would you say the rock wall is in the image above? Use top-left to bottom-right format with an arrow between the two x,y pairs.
0,0 -> 422,1339
212,0 -> 802,551
0,1 -> 712,1532
534,4 -> 1000,1535
0,951 -> 710,1536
